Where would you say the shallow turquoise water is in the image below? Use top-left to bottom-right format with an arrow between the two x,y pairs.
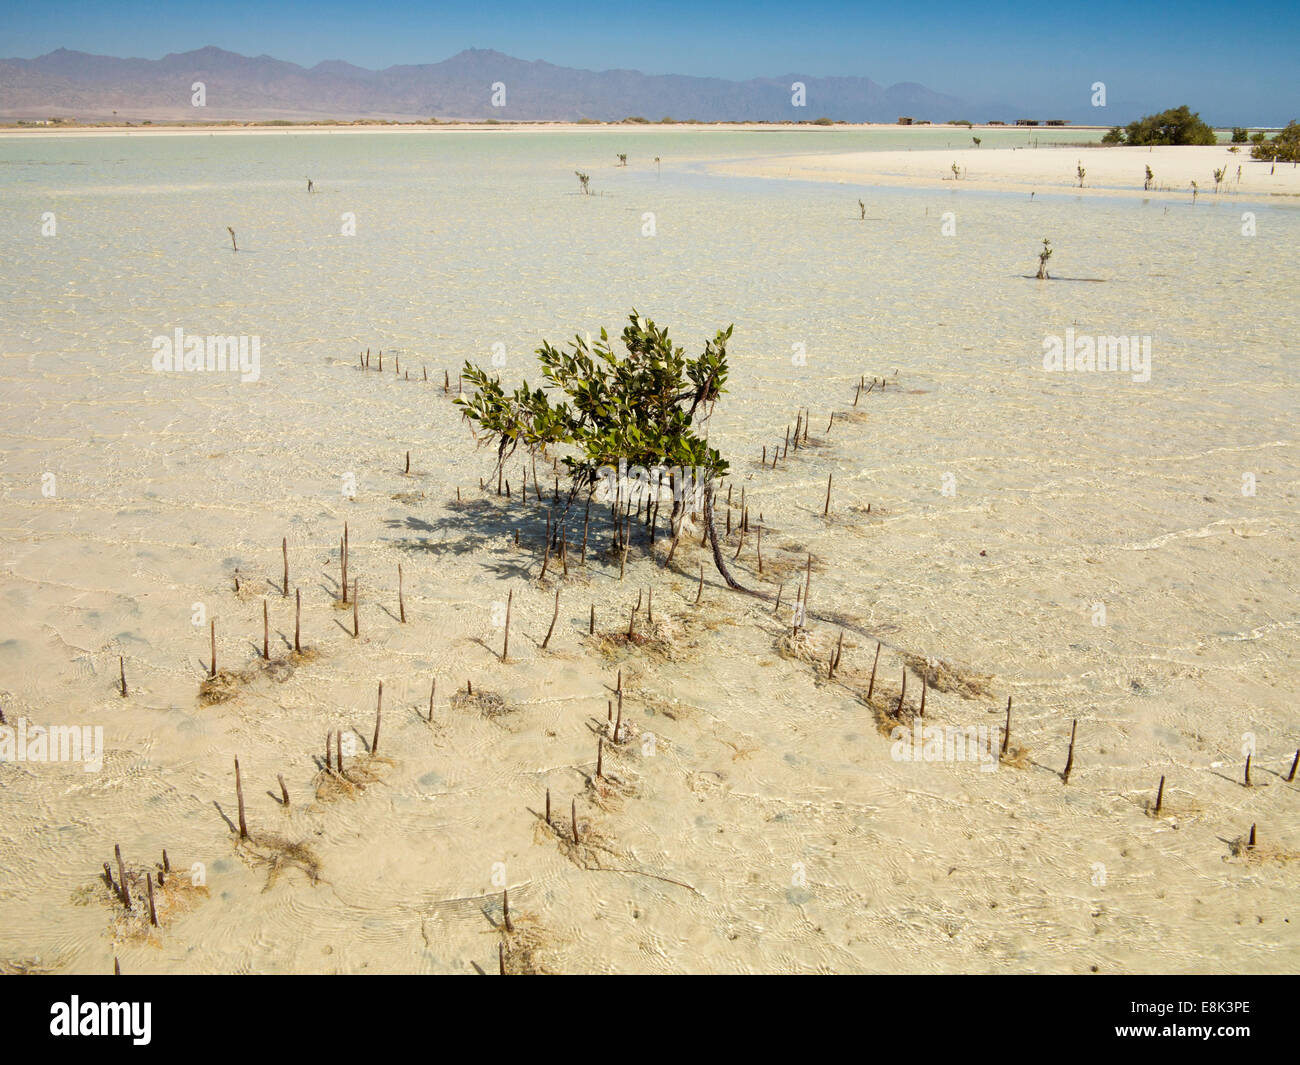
3,125 -> 1296,738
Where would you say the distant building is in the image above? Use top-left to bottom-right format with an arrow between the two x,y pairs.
1015,119 -> 1040,126
1045,119 -> 1070,126
897,116 -> 913,125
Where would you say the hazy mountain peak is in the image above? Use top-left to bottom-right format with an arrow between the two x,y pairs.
0,45 -> 1056,123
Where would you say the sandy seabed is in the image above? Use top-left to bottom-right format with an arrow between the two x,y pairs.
0,129 -> 1297,974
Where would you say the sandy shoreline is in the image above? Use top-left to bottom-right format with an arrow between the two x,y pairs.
0,120 -> 1109,138
713,144 -> 1300,202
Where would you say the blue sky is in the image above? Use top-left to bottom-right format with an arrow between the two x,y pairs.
2,0 -> 1297,119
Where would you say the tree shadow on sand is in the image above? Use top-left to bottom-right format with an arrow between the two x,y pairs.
387,495 -> 594,555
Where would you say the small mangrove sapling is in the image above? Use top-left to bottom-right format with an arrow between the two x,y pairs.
456,311 -> 750,590
1035,237 -> 1053,280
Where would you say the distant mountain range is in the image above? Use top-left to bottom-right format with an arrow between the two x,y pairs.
0,46 -> 1147,124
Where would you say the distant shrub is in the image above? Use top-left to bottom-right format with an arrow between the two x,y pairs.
812,116 -> 834,125
1231,127 -> 1248,143
623,116 -> 650,124
1121,105 -> 1216,146
1250,120 -> 1300,163
1101,126 -> 1124,144
658,116 -> 675,124
948,119 -> 973,127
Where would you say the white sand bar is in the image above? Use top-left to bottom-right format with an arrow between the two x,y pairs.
714,144 -> 1300,203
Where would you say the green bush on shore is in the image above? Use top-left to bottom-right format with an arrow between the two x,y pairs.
1250,120 -> 1300,163
1104,105 -> 1217,146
